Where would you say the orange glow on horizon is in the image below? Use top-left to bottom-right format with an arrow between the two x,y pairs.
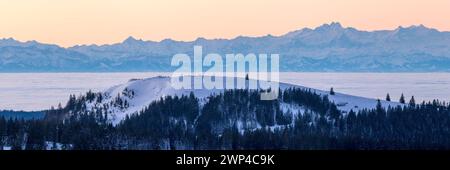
0,0 -> 449,47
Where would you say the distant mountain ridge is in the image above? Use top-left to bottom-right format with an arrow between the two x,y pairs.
2,22 -> 450,72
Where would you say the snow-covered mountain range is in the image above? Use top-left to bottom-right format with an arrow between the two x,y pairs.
84,76 -> 402,125
2,22 -> 450,72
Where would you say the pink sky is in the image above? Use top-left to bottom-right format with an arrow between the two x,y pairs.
0,0 -> 449,47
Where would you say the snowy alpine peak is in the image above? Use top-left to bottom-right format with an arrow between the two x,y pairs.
0,38 -> 61,48
396,24 -> 433,31
393,24 -> 440,36
122,36 -> 144,44
0,38 -> 41,47
0,38 -> 20,46
315,22 -> 344,31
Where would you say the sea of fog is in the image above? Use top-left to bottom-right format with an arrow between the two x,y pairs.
1,72 -> 450,111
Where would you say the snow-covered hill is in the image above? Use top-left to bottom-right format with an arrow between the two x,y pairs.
85,75 -> 402,124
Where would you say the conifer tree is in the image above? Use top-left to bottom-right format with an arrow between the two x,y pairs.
376,99 -> 382,110
409,96 -> 416,107
399,93 -> 405,104
386,93 -> 391,101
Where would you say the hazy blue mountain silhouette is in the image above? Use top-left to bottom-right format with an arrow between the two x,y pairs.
2,22 -> 450,72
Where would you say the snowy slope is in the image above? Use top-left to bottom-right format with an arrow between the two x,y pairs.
85,75 -> 402,124
92,76 -> 224,122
